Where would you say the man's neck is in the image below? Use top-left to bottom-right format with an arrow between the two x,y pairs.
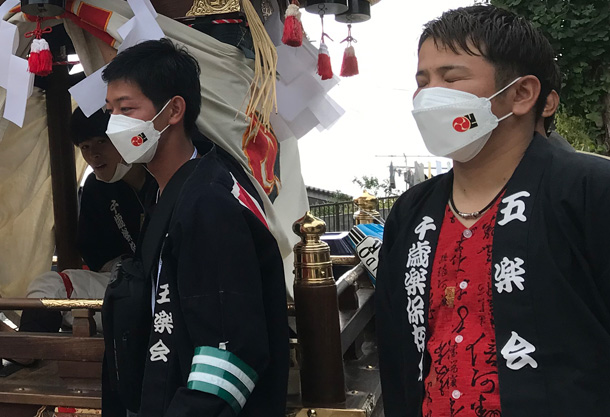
146,129 -> 195,193
450,123 -> 534,226
121,164 -> 147,191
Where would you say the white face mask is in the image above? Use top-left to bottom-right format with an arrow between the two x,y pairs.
412,78 -> 521,163
105,100 -> 171,164
96,161 -> 132,183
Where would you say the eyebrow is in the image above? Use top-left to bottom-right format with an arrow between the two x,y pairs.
105,96 -> 132,104
416,65 -> 470,77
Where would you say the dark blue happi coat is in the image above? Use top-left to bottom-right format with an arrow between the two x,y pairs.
376,134 -> 610,417
139,146 -> 289,417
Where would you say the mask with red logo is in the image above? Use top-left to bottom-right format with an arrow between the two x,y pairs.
105,100 -> 171,164
411,78 -> 520,163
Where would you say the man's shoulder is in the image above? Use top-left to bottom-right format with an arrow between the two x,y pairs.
176,154 -> 246,217
547,142 -> 610,183
83,172 -> 103,190
83,171 -> 134,192
547,131 -> 576,153
187,151 -> 232,192
81,172 -> 122,201
392,173 -> 449,213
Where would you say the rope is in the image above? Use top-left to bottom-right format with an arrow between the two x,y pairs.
340,24 -> 357,46
212,18 -> 243,24
24,17 -> 53,39
240,0 -> 278,135
34,405 -> 48,417
318,7 -> 333,44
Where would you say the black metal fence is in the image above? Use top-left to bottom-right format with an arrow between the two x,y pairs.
310,196 -> 399,232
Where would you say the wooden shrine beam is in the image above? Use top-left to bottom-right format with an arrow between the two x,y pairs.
46,46 -> 81,271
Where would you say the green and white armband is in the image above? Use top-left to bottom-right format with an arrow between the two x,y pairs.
187,346 -> 259,414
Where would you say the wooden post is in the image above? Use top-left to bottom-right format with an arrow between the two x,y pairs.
46,53 -> 81,271
293,212 -> 346,407
71,308 -> 96,337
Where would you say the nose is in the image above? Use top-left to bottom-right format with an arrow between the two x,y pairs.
90,144 -> 102,158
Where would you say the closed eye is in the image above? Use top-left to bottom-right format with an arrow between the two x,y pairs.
415,76 -> 429,89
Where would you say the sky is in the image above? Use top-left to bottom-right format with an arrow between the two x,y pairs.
297,0 -> 474,197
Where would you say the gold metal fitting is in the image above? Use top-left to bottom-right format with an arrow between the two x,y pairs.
293,212 -> 334,286
353,190 -> 380,225
40,299 -> 103,310
330,255 -> 359,266
296,408 -> 369,417
186,0 -> 241,17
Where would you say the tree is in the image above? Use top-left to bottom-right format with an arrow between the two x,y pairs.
489,0 -> 610,153
330,190 -> 353,202
555,110 -> 607,154
352,175 -> 397,197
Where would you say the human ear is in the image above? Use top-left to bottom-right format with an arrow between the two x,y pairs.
541,90 -> 559,118
511,75 -> 541,117
167,96 -> 187,126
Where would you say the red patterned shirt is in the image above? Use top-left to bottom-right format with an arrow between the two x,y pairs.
422,200 -> 503,417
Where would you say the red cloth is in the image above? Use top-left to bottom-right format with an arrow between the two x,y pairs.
422,200 -> 503,417
58,271 -> 74,299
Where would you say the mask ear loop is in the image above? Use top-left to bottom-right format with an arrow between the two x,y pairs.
488,77 -> 522,101
488,77 -> 522,122
151,99 -> 173,122
497,112 -> 514,122
151,99 -> 173,133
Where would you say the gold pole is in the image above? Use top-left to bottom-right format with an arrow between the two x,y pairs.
0,298 -> 103,311
293,212 -> 346,407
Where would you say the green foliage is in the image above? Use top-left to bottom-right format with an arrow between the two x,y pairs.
490,0 -> 610,153
352,175 -> 380,193
352,175 -> 397,197
330,190 -> 353,202
555,110 -> 608,154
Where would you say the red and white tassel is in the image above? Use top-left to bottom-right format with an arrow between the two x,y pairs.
317,43 -> 333,80
282,2 -> 303,47
29,38 -> 53,76
340,45 -> 359,77
26,18 -> 54,77
28,39 -> 41,74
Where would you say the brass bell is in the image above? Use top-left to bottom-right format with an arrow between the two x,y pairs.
335,0 -> 371,23
303,0 -> 348,16
21,0 -> 66,17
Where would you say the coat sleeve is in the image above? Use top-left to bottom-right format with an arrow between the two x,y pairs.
77,175 -> 107,271
375,196 -> 410,417
583,158 -> 610,312
164,186 -> 272,417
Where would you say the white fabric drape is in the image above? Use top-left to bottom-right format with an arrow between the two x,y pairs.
0,87 -> 86,298
1,0 -> 311,297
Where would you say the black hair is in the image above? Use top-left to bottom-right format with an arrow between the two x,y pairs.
70,107 -> 110,146
544,57 -> 563,133
419,5 -> 561,121
102,38 -> 202,135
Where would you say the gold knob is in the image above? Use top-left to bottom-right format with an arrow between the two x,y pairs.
293,211 -> 326,243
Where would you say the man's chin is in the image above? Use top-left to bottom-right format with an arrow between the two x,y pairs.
94,169 -> 112,182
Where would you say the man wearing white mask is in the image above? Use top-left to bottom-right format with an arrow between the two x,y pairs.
376,5 -> 610,417
72,107 -> 152,272
19,108 -> 152,335
100,38 -> 288,417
